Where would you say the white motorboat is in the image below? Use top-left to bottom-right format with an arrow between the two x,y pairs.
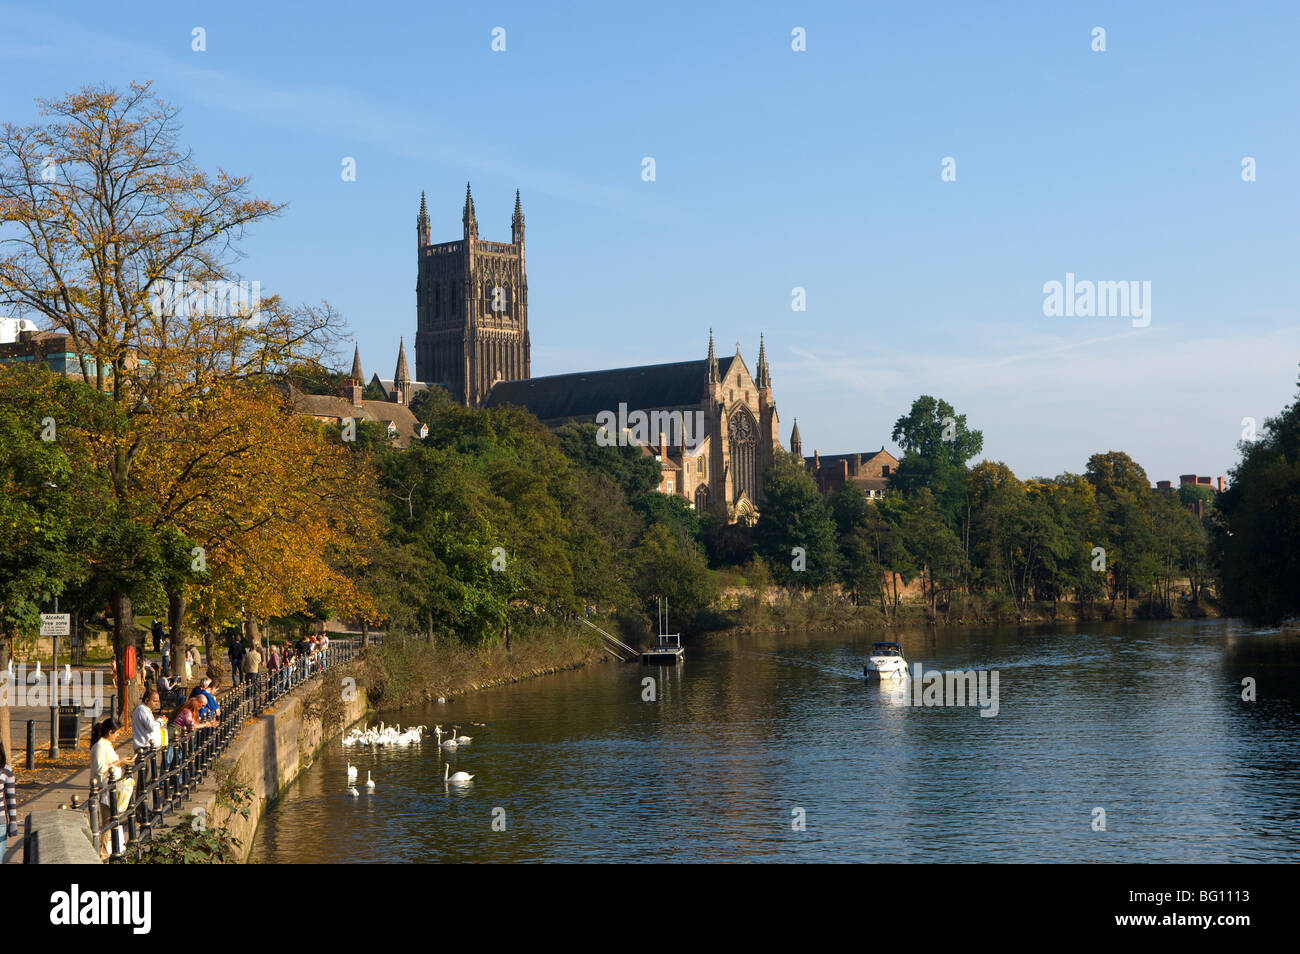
864,641 -> 908,679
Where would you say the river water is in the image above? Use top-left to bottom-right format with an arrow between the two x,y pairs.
250,619 -> 1299,863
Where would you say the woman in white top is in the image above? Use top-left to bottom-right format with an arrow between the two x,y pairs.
89,718 -> 131,858
89,717 -> 130,802
184,646 -> 194,680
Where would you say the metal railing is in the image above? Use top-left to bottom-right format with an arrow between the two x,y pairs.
85,641 -> 358,862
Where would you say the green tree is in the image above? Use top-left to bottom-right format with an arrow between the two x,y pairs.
889,395 -> 983,524
0,366 -> 117,753
1086,452 -> 1155,614
1215,368 -> 1300,623
754,450 -> 837,587
897,489 -> 965,615
632,522 -> 717,627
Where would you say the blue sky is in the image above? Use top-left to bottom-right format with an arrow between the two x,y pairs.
2,0 -> 1297,482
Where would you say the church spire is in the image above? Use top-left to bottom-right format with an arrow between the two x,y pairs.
790,418 -> 802,457
393,338 -> 411,405
511,189 -> 525,244
462,181 -> 478,238
756,333 -> 771,389
706,328 -> 719,385
349,344 -> 364,385
417,190 -> 430,247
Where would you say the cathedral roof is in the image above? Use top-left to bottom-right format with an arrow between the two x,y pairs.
483,357 -> 735,423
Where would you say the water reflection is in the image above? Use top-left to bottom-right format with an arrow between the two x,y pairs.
251,620 -> 1300,863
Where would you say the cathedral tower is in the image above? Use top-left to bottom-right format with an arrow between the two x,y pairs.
415,183 -> 530,405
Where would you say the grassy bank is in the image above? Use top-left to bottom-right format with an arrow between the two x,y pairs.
360,622 -> 605,711
709,589 -> 1222,635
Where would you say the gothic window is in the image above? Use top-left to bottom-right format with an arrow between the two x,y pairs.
729,407 -> 758,502
695,484 -> 710,511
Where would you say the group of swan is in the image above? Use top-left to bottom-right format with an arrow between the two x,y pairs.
347,767 -> 377,796
343,721 -> 479,795
433,724 -> 472,750
342,721 -> 426,747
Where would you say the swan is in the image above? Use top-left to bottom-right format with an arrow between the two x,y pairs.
444,763 -> 474,784
366,771 -> 375,790
348,786 -> 359,797
347,763 -> 357,783
453,725 -> 472,744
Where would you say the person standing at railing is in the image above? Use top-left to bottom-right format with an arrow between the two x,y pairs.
131,689 -> 164,752
1,741 -> 17,864
190,678 -> 220,721
170,696 -> 217,731
161,635 -> 171,677
89,717 -> 132,858
242,642 -> 263,682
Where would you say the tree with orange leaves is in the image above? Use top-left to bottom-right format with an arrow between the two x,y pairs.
0,83 -> 347,717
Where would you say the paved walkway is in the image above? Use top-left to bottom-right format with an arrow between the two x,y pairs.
3,636 -> 367,864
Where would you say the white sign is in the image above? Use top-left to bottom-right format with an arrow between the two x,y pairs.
40,613 -> 70,636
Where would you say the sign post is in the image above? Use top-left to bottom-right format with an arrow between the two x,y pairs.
42,602 -> 70,758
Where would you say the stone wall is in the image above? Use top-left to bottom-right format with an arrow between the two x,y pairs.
185,664 -> 369,862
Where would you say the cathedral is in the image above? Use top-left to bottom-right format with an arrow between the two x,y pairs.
415,186 -> 782,523
414,184 -> 529,405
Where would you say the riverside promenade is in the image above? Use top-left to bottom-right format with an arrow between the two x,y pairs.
3,639 -> 366,864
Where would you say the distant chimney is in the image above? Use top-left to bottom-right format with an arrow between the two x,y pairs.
1197,476 -> 1211,485
1179,474 -> 1197,486
1217,476 -> 1226,492
849,453 -> 861,475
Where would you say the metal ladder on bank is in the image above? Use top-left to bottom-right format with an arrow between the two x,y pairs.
578,617 -> 640,662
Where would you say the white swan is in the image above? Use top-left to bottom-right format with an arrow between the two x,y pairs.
348,786 -> 359,797
444,763 -> 474,784
453,725 -> 472,744
365,771 -> 375,790
347,763 -> 357,784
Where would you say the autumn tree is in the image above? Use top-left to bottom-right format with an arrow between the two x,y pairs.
0,83 -> 343,715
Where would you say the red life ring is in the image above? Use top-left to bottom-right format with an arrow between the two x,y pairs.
125,645 -> 137,681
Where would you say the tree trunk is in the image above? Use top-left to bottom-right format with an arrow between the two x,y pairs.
202,628 -> 221,681
361,618 -> 370,649
167,588 -> 187,678
110,588 -> 135,722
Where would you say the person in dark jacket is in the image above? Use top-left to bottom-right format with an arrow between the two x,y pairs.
228,637 -> 244,686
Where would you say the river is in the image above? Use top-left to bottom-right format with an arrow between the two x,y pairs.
249,619 -> 1299,863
